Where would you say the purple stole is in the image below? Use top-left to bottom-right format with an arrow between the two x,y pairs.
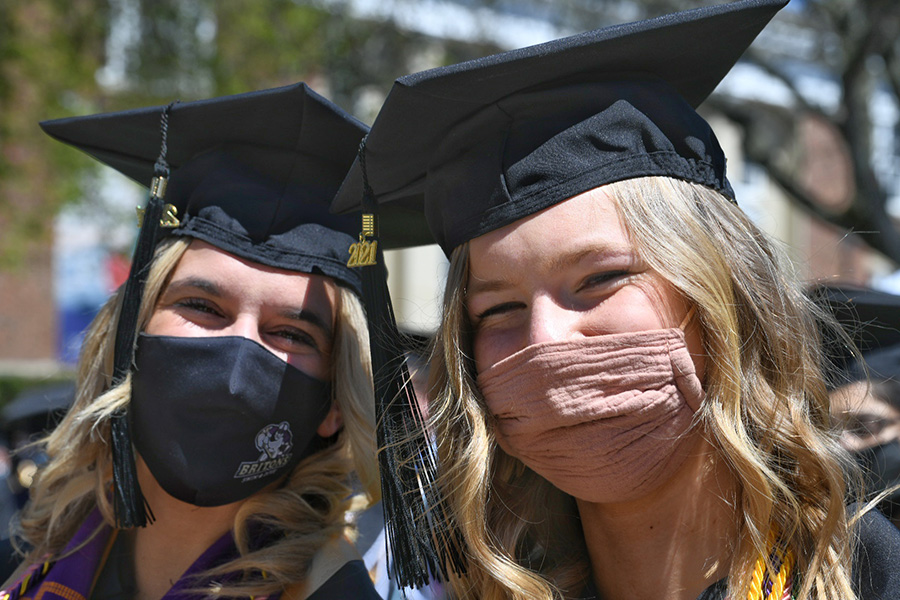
1,509 -> 263,600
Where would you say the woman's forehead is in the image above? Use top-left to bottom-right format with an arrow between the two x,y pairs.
168,241 -> 337,311
467,188 -> 631,268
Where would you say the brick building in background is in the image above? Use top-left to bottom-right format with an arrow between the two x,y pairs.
0,173 -> 138,383
0,246 -> 56,374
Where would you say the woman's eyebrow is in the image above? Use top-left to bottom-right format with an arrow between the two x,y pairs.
162,277 -> 222,297
466,275 -> 515,296
546,245 -> 633,273
467,245 -> 633,296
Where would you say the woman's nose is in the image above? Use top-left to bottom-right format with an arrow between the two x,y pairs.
221,315 -> 262,344
527,296 -> 584,346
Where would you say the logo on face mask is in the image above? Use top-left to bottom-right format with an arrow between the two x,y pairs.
234,422 -> 295,482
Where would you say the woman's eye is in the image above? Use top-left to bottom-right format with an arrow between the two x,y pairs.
274,328 -> 321,350
579,270 -> 630,291
474,302 -> 523,322
175,298 -> 222,316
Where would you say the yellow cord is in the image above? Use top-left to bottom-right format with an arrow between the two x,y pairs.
768,550 -> 794,600
746,530 -> 794,600
748,559 -> 764,599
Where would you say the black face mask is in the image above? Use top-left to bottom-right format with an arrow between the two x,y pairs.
131,334 -> 334,507
853,439 -> 900,520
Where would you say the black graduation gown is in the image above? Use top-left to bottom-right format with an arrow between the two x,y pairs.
87,526 -> 381,600
582,508 -> 900,600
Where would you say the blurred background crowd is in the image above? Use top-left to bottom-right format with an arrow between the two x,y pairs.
1,0 -> 900,583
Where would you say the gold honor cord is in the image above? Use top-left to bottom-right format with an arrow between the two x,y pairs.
745,531 -> 795,600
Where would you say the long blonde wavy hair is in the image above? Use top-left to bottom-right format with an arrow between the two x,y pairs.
17,236 -> 378,596
428,176 -> 860,600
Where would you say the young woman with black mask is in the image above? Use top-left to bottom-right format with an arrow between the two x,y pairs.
3,84 -> 382,600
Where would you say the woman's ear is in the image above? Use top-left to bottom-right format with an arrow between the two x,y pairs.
317,404 -> 343,437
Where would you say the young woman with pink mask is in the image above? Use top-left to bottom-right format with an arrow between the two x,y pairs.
333,1 -> 900,599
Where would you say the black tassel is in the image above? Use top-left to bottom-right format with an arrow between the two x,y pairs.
355,138 -> 467,588
108,103 -> 176,528
109,195 -> 161,528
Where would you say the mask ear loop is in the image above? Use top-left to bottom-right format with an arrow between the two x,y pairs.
676,304 -> 707,407
678,305 -> 697,331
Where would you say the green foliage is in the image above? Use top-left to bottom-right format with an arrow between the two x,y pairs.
0,0 -> 110,268
208,1 -> 498,115
212,0 -> 330,94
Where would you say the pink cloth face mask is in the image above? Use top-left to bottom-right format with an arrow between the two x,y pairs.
477,327 -> 704,504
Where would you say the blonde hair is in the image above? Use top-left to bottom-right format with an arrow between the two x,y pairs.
18,237 -> 377,596
428,176 -> 859,600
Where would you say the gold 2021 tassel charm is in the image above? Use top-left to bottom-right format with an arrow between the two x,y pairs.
347,213 -> 377,267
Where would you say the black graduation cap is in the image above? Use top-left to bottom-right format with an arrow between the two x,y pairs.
334,0 -> 788,254
41,83 -> 369,528
42,83 -> 366,292
330,0 -> 787,589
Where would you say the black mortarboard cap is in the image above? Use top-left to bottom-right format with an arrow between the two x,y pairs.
334,0 -> 788,254
41,83 -> 369,528
42,83 -> 366,293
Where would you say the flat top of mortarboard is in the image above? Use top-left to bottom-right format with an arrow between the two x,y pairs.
41,83 -> 371,293
333,0 -> 788,253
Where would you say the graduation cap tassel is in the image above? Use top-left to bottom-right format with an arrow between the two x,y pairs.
353,138 -> 467,588
109,103 -> 176,528
109,196 -> 160,528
